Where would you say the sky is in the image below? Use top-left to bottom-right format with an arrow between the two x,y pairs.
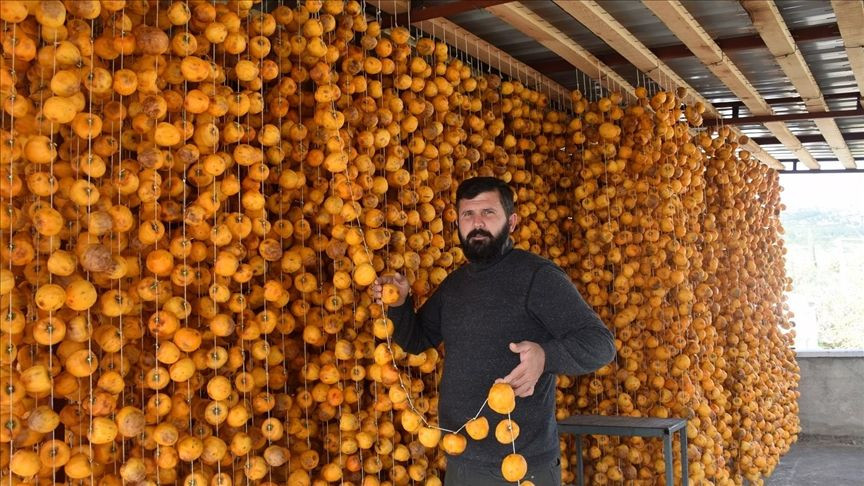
779,173 -> 864,213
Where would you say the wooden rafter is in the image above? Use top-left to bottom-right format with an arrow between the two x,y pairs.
367,0 -> 572,102
831,0 -> 864,95
742,0 -> 856,169
484,2 -> 635,96
643,0 -> 822,170
551,0 -> 783,169
551,0 -> 706,113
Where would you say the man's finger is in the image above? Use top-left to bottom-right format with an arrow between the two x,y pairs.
509,377 -> 529,392
513,383 -> 532,397
504,365 -> 528,385
508,370 -> 533,390
508,363 -> 528,379
501,366 -> 525,385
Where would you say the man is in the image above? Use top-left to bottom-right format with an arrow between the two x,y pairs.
372,177 -> 616,485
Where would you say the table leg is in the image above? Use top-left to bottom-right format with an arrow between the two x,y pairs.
680,429 -> 689,486
576,434 -> 584,486
663,432 -> 673,486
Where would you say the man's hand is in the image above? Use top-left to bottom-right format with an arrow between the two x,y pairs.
497,341 -> 545,397
372,273 -> 410,307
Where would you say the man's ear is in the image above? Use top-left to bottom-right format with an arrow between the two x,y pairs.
508,213 -> 519,233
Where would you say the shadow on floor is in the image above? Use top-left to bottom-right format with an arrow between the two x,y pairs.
764,435 -> 864,486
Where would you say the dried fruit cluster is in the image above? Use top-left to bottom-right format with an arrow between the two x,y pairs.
556,90 -> 799,486
0,1 -> 797,486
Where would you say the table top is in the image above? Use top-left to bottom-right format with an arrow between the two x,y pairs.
558,415 -> 687,434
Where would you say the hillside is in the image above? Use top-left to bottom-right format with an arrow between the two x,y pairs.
780,207 -> 864,350
781,209 -> 864,244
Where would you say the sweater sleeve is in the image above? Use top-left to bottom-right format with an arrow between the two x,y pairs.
526,264 -> 616,375
386,290 -> 444,355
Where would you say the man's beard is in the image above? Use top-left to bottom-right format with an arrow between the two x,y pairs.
459,225 -> 511,263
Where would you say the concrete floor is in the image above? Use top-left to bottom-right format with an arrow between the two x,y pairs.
764,435 -> 864,486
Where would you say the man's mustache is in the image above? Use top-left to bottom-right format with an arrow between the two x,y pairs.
467,229 -> 493,240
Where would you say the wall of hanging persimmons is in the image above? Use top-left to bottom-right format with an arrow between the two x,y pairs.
0,1 -> 798,485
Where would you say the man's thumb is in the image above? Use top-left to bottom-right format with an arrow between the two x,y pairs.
510,342 -> 525,352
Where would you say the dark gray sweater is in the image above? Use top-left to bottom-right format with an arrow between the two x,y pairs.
387,244 -> 616,469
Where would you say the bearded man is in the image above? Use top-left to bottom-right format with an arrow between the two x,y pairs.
373,176 -> 615,486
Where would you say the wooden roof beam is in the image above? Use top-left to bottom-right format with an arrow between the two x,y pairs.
831,0 -> 864,95
551,1 -> 704,109
366,0 -> 572,102
742,0 -> 856,168
643,0 -> 821,170
484,2 -> 635,97
551,0 -> 782,169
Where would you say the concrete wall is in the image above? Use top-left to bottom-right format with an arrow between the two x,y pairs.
796,351 -> 864,438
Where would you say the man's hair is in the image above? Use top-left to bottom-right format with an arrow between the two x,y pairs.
455,177 -> 515,217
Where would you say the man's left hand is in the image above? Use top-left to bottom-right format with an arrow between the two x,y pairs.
497,341 -> 545,397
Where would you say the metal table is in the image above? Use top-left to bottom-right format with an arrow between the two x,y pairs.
558,415 -> 688,486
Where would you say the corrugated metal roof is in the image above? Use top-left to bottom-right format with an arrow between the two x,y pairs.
775,0 -> 839,28
594,1 -> 683,48
835,118 -> 864,133
681,0 -> 757,39
448,9 -> 551,65
520,1 -> 609,53
799,38 -> 858,95
726,46 -> 799,102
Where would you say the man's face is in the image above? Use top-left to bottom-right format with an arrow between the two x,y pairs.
457,190 -> 517,262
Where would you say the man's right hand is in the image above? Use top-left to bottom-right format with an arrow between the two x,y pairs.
372,273 -> 410,307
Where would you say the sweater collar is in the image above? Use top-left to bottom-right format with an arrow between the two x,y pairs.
466,238 -> 514,271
